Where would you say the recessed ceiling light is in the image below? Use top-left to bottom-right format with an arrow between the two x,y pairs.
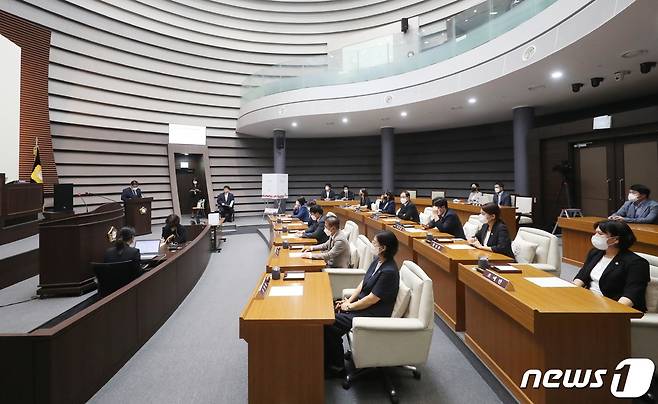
621,49 -> 648,59
400,111 -> 408,117
291,122 -> 298,127
464,19 -> 469,22
468,97 -> 477,104
424,41 -> 429,44
341,117 -> 349,124
473,9 -> 477,13
550,70 -> 564,79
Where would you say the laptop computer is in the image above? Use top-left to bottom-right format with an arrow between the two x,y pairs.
135,239 -> 161,261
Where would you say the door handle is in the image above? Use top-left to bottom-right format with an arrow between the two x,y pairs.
606,178 -> 612,201
618,178 -> 625,201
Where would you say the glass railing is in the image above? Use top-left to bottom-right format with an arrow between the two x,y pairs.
241,0 -> 558,103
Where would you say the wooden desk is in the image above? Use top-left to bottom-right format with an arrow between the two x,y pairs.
316,199 -> 358,215
266,246 -> 327,272
363,214 -> 395,239
558,216 -> 658,266
240,272 -> 334,404
388,224 -> 452,267
458,264 -> 642,404
271,232 -> 317,247
413,239 -> 513,331
333,206 -> 369,235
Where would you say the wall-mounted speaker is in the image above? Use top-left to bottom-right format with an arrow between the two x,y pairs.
54,183 -> 74,212
401,18 -> 409,33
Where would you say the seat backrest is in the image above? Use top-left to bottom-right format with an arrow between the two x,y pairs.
636,253 -> 658,313
342,220 -> 359,245
355,235 -> 375,270
399,260 -> 434,329
463,215 -> 483,239
419,207 -> 433,225
515,227 -> 560,268
480,193 -> 494,203
515,196 -> 533,214
408,190 -> 417,199
510,194 -> 516,207
431,191 -> 445,200
92,261 -> 140,296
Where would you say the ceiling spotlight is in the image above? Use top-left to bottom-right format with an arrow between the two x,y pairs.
464,19 -> 469,22
590,77 -> 604,87
291,122 -> 298,127
571,83 -> 584,93
400,111 -> 408,117
640,61 -> 656,74
467,97 -> 477,104
550,71 -> 563,79
341,117 -> 349,124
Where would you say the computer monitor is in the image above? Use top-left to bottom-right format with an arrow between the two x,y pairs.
135,239 -> 160,255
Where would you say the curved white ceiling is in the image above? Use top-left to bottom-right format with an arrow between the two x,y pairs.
238,0 -> 658,137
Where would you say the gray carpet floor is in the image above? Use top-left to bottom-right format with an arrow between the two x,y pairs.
89,231 -> 520,404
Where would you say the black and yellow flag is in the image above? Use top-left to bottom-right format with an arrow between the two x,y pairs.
31,142 -> 43,184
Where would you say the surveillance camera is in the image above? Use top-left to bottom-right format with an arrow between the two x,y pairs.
613,70 -> 630,81
640,61 -> 656,74
571,83 -> 584,93
590,77 -> 604,87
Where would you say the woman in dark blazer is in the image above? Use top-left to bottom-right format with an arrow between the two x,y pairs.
468,202 -> 514,258
573,220 -> 649,311
104,227 -> 140,267
396,191 -> 420,222
323,230 -> 400,377
378,191 -> 396,214
358,189 -> 372,208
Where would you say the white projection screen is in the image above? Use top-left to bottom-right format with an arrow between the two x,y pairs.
0,34 -> 21,182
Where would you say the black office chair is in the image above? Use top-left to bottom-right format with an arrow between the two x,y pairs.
92,261 -> 141,297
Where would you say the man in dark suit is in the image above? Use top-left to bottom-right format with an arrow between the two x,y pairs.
300,205 -> 329,243
321,183 -> 337,200
121,180 -> 142,202
396,191 -> 420,222
217,185 -> 235,221
338,185 -> 355,200
492,182 -> 512,207
425,198 -> 465,238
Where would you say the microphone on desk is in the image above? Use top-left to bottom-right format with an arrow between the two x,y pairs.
74,193 -> 90,213
82,192 -> 119,204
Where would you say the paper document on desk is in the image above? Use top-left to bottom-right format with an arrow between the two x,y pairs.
288,252 -> 307,258
269,285 -> 304,297
525,277 -> 577,288
381,218 -> 399,223
405,228 -> 425,233
445,244 -> 475,250
281,235 -> 297,239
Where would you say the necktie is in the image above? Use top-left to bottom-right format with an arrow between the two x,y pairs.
133,188 -> 136,196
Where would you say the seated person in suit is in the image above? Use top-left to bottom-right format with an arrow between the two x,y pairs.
468,202 -> 514,258
161,214 -> 188,244
396,191 -> 420,222
299,205 -> 329,244
467,183 -> 482,205
291,197 -> 310,222
339,185 -> 355,200
377,191 -> 396,214
301,216 -> 350,268
121,180 -> 142,202
609,184 -> 658,224
492,182 -> 512,206
323,230 -> 400,377
216,185 -> 235,221
321,183 -> 336,201
424,198 -> 466,239
104,227 -> 141,272
358,189 -> 372,208
573,220 -> 650,311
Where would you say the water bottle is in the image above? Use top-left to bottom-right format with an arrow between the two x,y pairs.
272,266 -> 281,280
282,240 -> 290,249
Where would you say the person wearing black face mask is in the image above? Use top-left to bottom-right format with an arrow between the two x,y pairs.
467,183 -> 482,205
573,220 -> 649,311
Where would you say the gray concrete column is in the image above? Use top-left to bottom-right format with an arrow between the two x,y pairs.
273,129 -> 286,174
513,107 -> 534,196
381,127 -> 395,193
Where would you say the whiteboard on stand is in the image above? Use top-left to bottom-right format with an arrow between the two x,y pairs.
262,174 -> 288,200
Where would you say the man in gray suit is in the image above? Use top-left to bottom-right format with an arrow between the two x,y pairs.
609,184 -> 658,224
302,216 -> 351,268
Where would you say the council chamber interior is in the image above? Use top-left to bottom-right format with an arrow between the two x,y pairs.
1,0 -> 657,403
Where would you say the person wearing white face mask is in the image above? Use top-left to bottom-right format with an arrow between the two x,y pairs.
300,205 -> 329,243
468,202 -> 514,258
573,220 -> 649,311
609,184 -> 658,224
396,191 -> 420,222
339,185 -> 355,201
492,182 -> 512,207
301,216 -> 350,268
321,183 -> 336,201
121,180 -> 142,202
323,230 -> 400,377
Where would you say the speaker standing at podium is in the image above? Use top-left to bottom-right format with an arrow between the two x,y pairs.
121,180 -> 143,202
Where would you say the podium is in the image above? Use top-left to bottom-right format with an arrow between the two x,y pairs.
37,203 -> 124,297
124,197 -> 153,236
0,173 -> 42,245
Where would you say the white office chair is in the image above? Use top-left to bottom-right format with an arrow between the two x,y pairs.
462,215 -> 484,240
430,191 -> 445,201
512,227 -> 561,276
342,220 -> 359,246
407,190 -> 417,199
480,193 -> 494,204
515,196 -> 534,226
419,207 -> 433,226
323,235 -> 375,299
342,260 -> 434,403
631,253 -> 658,369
